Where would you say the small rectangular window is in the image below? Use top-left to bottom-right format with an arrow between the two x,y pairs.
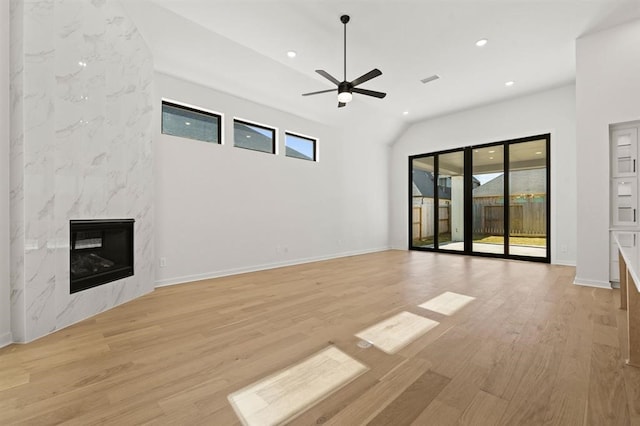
233,119 -> 276,154
285,132 -> 317,161
162,101 -> 221,144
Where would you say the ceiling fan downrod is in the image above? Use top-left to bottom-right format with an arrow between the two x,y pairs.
341,14 -> 349,82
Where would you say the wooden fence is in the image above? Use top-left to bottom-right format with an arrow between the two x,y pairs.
413,194 -> 546,239
412,198 -> 450,240
472,194 -> 546,237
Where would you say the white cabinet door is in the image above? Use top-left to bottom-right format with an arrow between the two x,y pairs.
612,177 -> 638,226
612,127 -> 638,177
611,232 -> 637,282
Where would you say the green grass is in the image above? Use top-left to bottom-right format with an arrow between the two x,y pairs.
412,234 -> 451,247
473,235 -> 546,247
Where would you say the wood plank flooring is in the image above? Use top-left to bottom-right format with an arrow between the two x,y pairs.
1,250 -> 639,425
228,346 -> 367,425
355,311 -> 439,354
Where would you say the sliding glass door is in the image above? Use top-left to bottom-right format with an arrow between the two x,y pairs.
409,134 -> 550,262
411,156 -> 436,248
472,145 -> 505,254
410,150 -> 465,251
508,139 -> 548,258
438,151 -> 465,251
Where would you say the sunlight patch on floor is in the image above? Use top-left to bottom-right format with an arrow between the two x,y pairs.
418,291 -> 475,316
228,346 -> 368,426
355,311 -> 439,354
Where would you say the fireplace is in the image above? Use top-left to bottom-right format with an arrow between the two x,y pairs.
70,219 -> 134,294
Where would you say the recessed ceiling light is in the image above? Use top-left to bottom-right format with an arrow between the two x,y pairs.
403,111 -> 409,115
489,157 -> 494,160
185,122 -> 191,126
287,50 -> 297,58
536,151 -> 542,155
505,81 -> 515,87
475,39 -> 488,47
488,150 -> 495,153
246,135 -> 251,138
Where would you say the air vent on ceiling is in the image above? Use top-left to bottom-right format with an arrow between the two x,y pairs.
421,74 -> 440,84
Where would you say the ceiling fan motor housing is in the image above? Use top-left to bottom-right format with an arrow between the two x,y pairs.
338,81 -> 352,93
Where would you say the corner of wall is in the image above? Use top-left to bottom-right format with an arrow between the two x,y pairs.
572,277 -> 611,289
0,0 -> 11,347
575,18 -> 640,286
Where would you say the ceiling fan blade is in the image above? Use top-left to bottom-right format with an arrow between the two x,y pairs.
350,68 -> 382,87
302,88 -> 338,96
338,102 -> 346,108
316,70 -> 341,86
352,87 -> 386,99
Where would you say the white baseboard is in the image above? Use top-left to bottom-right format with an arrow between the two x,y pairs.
0,331 -> 13,348
573,277 -> 612,289
552,259 -> 576,267
155,247 -> 391,288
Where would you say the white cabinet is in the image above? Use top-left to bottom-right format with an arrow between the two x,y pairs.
611,232 -> 637,282
612,177 -> 638,227
610,122 -> 640,284
612,127 -> 638,177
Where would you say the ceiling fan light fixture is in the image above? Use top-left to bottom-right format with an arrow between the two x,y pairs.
338,91 -> 353,103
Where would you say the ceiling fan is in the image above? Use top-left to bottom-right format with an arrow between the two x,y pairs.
302,15 -> 386,108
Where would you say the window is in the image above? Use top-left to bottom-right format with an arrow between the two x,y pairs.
233,119 -> 276,154
409,134 -> 550,263
161,101 -> 221,144
285,132 -> 317,161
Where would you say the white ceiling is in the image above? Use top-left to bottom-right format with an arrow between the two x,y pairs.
126,0 -> 640,127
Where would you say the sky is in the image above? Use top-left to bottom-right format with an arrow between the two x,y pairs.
474,172 -> 503,185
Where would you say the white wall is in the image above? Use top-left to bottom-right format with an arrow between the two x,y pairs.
389,85 -> 577,266
1,0 -> 11,347
575,19 -> 640,287
155,72 -> 399,286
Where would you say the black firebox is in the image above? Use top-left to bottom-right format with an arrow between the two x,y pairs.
70,219 -> 134,294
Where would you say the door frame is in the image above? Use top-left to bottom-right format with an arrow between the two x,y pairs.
408,133 -> 551,263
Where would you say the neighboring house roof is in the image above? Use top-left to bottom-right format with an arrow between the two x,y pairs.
234,122 -> 273,152
234,122 -> 311,160
413,170 -> 481,199
412,170 -> 451,199
285,146 -> 311,160
473,168 -> 546,197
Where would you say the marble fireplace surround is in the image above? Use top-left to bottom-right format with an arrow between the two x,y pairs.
10,0 -> 154,343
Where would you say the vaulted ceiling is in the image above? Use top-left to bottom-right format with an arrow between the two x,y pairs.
125,1 -> 640,131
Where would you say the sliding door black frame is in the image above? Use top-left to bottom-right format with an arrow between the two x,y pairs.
408,133 -> 551,263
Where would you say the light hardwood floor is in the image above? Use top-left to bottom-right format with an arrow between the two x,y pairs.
1,250 -> 639,425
